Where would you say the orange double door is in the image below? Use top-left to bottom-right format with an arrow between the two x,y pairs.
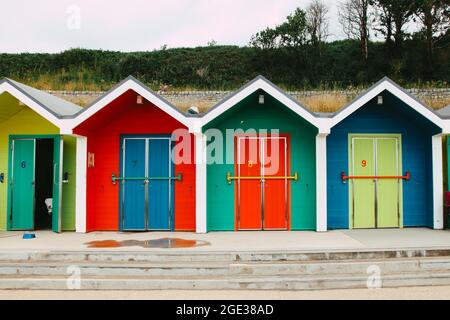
235,136 -> 290,230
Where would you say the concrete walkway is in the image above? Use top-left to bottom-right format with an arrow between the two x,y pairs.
0,228 -> 449,253
0,286 -> 449,300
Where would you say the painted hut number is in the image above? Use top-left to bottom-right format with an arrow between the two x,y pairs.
21,161 -> 26,168
362,160 -> 367,168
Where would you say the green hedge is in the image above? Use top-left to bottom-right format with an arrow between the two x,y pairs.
0,40 -> 448,90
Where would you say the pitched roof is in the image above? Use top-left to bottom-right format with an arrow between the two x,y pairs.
0,78 -> 82,117
200,75 -> 321,129
328,77 -> 443,130
437,105 -> 450,118
68,75 -> 191,129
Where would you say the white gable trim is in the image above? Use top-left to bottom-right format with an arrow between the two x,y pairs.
199,77 -> 324,131
0,82 -> 62,128
67,78 -> 191,131
441,119 -> 450,134
329,79 -> 444,130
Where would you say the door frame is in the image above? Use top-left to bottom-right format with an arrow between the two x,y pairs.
119,134 -> 175,231
233,133 -> 291,231
7,134 -> 63,232
348,134 -> 403,229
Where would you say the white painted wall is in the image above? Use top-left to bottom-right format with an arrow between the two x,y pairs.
432,134 -> 444,229
195,132 -> 207,233
75,136 -> 87,233
316,134 -> 328,232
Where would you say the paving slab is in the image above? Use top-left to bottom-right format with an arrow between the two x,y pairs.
0,228 -> 448,253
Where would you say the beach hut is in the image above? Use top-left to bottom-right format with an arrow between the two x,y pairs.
193,76 -> 326,232
0,78 -> 82,232
69,76 -> 196,232
324,78 -> 444,230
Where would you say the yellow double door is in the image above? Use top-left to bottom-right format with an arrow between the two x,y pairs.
350,135 -> 402,229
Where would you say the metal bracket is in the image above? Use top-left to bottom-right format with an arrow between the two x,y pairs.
227,171 -> 298,185
112,172 -> 182,185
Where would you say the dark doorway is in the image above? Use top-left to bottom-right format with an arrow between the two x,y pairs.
34,139 -> 54,230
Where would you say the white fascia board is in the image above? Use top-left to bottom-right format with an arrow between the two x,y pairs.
442,119 -> 450,134
386,82 -> 443,128
258,81 -> 320,128
69,80 -> 192,130
59,119 -> 74,135
128,82 -> 192,129
330,83 -> 386,127
316,118 -> 332,134
189,118 -> 203,134
0,82 -> 63,129
330,81 -> 444,130
200,79 -> 323,131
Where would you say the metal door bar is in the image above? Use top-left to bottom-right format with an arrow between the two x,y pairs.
113,173 -> 182,184
341,171 -> 410,182
227,172 -> 298,184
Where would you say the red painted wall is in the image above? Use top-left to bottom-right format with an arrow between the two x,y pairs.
74,90 -> 196,231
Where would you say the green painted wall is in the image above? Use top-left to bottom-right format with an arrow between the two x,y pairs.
0,92 -> 75,231
61,136 -> 76,231
204,90 -> 318,231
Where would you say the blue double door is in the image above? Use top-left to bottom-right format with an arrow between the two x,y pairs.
121,137 -> 173,231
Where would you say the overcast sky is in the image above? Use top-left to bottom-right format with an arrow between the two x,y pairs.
0,0 -> 377,53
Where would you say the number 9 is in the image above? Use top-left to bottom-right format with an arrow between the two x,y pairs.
362,160 -> 367,168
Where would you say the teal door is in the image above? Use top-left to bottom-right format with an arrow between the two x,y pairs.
9,136 -> 63,232
11,139 -> 36,230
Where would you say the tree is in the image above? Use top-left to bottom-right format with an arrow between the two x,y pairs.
414,0 -> 449,66
250,8 -> 309,48
250,27 -> 279,49
339,0 -> 372,61
306,0 -> 330,46
277,8 -> 309,47
371,0 -> 416,47
372,0 -> 393,45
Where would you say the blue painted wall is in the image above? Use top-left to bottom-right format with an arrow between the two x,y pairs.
327,91 -> 441,229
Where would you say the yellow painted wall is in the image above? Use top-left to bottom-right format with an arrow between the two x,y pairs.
0,94 -> 59,230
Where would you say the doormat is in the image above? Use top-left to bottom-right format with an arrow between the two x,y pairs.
85,238 -> 210,249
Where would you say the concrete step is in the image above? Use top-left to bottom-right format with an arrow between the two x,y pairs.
230,257 -> 450,276
1,248 -> 450,263
0,261 -> 229,277
1,271 -> 450,290
0,257 -> 448,278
